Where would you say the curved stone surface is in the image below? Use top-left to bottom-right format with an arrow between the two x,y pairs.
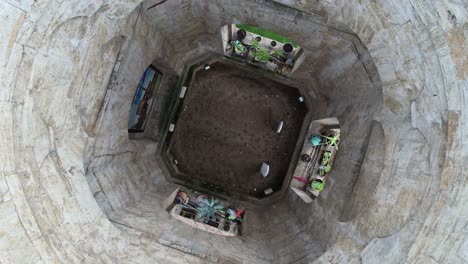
0,0 -> 466,263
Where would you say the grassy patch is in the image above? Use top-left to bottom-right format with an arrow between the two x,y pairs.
236,24 -> 298,47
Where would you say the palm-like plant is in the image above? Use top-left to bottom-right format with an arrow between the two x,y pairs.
196,197 -> 224,223
323,133 -> 340,150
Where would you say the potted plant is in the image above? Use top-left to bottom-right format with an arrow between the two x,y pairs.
311,179 -> 325,191
174,191 -> 188,204
321,151 -> 331,165
256,48 -> 270,63
249,40 -> 270,63
322,132 -> 340,150
301,154 -> 311,162
250,39 -> 260,49
272,49 -> 283,58
196,197 -> 224,224
318,151 -> 332,176
318,163 -> 332,176
282,42 -> 294,54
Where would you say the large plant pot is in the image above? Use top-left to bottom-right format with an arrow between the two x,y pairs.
301,154 -> 311,162
282,43 -> 294,54
311,179 -> 324,191
175,191 -> 188,204
236,29 -> 246,40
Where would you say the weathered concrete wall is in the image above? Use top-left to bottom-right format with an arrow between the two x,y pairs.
281,0 -> 467,263
0,0 -> 466,263
0,0 -> 210,262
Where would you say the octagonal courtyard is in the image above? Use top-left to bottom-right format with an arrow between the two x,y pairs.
168,61 -> 307,198
2,0 -> 466,263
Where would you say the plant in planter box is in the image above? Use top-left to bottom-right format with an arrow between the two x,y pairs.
323,132 -> 340,150
318,163 -> 332,176
319,151 -> 333,176
250,40 -> 271,63
256,48 -> 271,63
248,40 -> 259,60
250,39 -> 260,49
321,152 -> 331,165
311,179 -> 325,191
196,197 -> 224,223
272,49 -> 283,58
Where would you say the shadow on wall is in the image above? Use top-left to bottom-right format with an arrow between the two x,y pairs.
339,120 -> 385,222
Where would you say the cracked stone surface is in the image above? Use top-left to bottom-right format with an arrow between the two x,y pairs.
0,0 -> 466,263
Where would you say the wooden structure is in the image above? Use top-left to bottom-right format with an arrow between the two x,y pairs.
290,117 -> 341,203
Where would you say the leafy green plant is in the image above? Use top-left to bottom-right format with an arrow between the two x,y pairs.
323,133 -> 340,150
249,40 -> 270,63
250,39 -> 260,49
256,48 -> 271,63
318,162 -> 332,176
196,197 -> 224,223
311,179 -> 325,191
272,49 -> 283,58
319,168 -> 325,176
321,152 -> 331,165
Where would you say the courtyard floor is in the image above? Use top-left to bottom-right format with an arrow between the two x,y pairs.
169,61 -> 306,198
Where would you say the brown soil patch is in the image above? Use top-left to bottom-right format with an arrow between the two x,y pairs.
169,62 -> 307,198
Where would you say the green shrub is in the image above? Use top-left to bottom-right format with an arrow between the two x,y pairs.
273,49 -> 283,57
256,48 -> 271,63
250,39 -> 260,49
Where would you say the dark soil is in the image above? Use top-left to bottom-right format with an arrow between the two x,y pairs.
170,62 -> 307,198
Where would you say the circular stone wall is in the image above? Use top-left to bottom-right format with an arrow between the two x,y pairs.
0,0 -> 466,263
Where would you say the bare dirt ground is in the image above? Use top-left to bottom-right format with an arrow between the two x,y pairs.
170,61 -> 306,198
